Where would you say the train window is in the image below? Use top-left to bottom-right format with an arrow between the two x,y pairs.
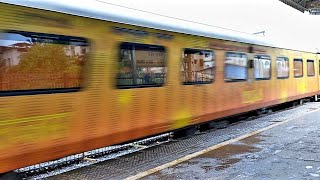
307,60 -> 315,76
181,49 -> 214,85
254,55 -> 271,80
224,52 -> 247,82
117,42 -> 166,88
276,57 -> 289,79
0,30 -> 89,95
293,59 -> 303,77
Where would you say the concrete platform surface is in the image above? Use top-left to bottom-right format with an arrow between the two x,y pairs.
143,104 -> 320,180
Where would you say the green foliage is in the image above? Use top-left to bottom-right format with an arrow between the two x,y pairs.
16,43 -> 74,73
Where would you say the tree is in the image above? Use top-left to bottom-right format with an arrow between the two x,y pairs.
16,43 -> 70,73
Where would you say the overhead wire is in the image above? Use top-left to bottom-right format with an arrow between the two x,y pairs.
94,0 -> 255,35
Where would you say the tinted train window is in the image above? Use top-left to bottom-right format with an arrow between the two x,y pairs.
294,59 -> 303,77
117,42 -> 166,88
182,49 -> 214,85
254,55 -> 271,80
0,31 -> 89,94
276,57 -> 289,79
307,60 -> 315,76
225,52 -> 247,82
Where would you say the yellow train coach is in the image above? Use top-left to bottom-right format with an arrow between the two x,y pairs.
0,0 -> 319,176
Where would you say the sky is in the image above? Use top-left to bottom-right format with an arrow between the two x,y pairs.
93,0 -> 320,52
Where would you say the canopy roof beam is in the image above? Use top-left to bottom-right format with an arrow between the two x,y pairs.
279,0 -> 308,12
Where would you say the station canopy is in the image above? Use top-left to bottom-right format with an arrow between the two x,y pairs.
279,0 -> 320,14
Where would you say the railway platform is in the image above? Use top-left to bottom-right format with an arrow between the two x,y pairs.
46,102 -> 320,180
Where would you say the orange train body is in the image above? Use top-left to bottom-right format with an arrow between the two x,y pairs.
0,1 -> 319,173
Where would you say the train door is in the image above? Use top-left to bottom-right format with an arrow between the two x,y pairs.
178,49 -> 214,126
116,42 -> 168,135
244,52 -> 271,104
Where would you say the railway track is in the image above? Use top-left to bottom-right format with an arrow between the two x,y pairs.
16,133 -> 171,179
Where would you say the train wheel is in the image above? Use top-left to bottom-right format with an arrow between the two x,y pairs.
292,100 -> 300,107
199,121 -> 216,132
212,120 -> 229,129
256,108 -> 267,116
172,126 -> 197,139
299,99 -> 304,105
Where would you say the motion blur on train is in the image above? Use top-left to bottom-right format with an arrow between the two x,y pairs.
0,0 -> 319,177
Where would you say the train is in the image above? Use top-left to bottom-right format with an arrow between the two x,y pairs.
0,0 -> 319,177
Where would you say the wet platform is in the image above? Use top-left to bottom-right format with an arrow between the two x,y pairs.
144,104 -> 320,180
49,102 -> 320,180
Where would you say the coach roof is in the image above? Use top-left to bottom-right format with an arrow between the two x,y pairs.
0,0 -> 274,47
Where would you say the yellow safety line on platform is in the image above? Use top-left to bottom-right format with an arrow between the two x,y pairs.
125,107 -> 320,180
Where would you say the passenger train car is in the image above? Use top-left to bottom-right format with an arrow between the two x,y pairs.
0,0 -> 319,176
